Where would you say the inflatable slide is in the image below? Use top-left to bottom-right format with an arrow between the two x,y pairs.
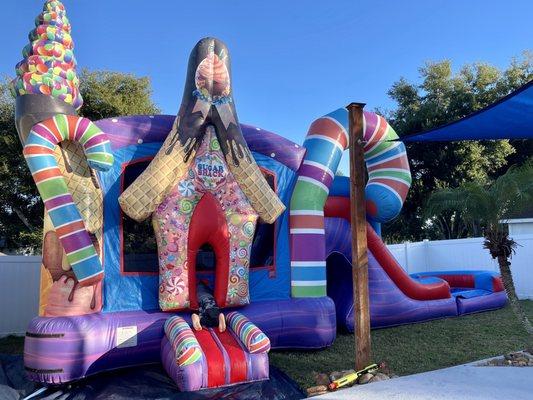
324,176 -> 508,329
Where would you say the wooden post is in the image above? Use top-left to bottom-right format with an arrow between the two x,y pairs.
347,102 -> 371,370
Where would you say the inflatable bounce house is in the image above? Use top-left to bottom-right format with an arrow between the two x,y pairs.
11,0 -> 507,391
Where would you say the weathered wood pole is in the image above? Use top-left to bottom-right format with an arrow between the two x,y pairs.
347,102 -> 371,370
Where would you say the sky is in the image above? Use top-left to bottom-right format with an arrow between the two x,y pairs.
3,0 -> 532,173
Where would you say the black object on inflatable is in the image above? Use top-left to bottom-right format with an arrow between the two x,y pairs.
15,94 -> 77,143
0,354 -> 305,400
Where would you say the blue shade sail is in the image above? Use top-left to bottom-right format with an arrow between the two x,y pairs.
402,80 -> 533,142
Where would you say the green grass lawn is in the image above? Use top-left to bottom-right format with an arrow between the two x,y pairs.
1,301 -> 531,390
270,300 -> 533,389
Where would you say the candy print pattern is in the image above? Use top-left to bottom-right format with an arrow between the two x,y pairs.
30,25 -> 73,49
11,0 -> 83,109
155,188 -> 200,310
165,276 -> 186,296
164,316 -> 202,366
153,126 -> 258,310
23,114 -> 113,285
289,108 -> 411,297
177,180 -> 195,197
226,312 -> 271,354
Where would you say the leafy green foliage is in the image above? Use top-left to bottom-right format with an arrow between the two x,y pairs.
425,162 -> 533,336
425,162 -> 533,239
78,69 -> 160,120
0,84 -> 42,252
382,52 -> 533,242
0,70 -> 159,253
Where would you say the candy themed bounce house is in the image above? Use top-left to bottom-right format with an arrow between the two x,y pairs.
12,1 -> 507,391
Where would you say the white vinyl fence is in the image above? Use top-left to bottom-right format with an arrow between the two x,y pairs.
0,256 -> 41,336
0,234 -> 532,335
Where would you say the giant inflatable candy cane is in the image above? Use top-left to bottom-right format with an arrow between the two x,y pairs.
290,108 -> 411,297
23,114 -> 113,285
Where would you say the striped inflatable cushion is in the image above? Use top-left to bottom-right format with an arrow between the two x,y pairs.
226,312 -> 270,354
164,316 -> 202,366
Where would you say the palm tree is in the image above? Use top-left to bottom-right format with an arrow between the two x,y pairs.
425,161 -> 533,340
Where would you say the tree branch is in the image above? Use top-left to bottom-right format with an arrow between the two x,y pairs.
13,207 -> 34,230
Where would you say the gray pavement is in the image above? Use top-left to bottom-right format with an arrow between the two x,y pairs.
316,361 -> 533,399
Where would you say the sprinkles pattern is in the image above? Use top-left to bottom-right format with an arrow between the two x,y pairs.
11,0 -> 83,109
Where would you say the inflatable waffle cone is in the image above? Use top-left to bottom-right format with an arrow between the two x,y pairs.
118,118 -> 191,222
230,153 -> 284,223
119,37 -> 284,223
54,141 -> 103,233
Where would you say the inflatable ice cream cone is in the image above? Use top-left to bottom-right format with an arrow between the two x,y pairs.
12,0 -> 109,313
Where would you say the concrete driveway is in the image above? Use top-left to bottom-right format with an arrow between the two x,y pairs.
316,361 -> 533,400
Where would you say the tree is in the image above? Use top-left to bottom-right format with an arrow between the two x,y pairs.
0,84 -> 43,252
425,162 -> 533,340
0,70 -> 159,253
78,70 -> 160,120
382,52 -> 533,242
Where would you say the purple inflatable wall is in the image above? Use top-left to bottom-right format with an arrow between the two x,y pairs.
24,298 -> 336,384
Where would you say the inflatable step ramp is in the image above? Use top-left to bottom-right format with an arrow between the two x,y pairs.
162,312 -> 270,391
410,271 -> 507,315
